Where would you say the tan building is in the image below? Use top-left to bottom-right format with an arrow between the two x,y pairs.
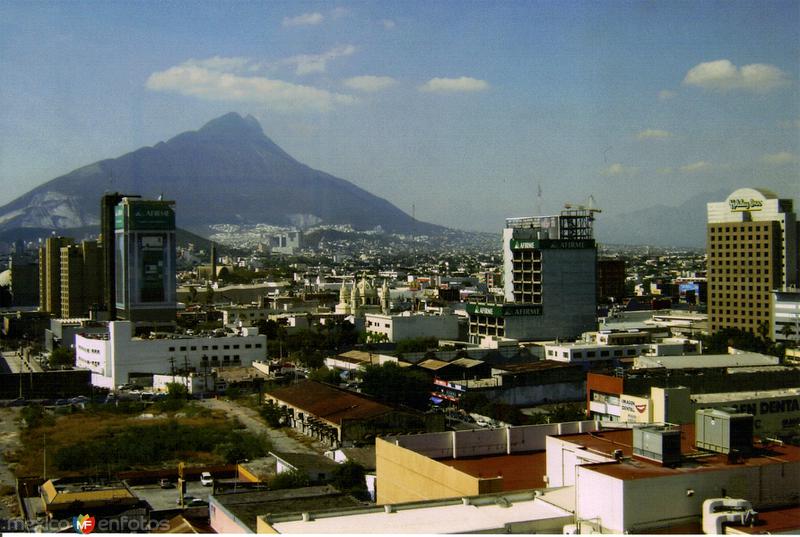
707,188 -> 798,335
60,240 -> 103,318
39,236 -> 74,317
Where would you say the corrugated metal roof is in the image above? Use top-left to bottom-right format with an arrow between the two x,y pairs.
266,380 -> 393,426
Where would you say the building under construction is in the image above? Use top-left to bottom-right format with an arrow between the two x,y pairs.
467,207 -> 598,343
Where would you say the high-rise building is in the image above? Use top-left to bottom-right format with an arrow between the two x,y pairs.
39,236 -> 74,317
60,240 -> 103,318
597,258 -> 626,304
8,255 -> 39,307
467,208 -> 597,343
113,197 -> 177,322
707,188 -> 799,335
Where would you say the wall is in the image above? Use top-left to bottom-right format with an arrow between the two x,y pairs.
574,464 -> 625,533
545,437 -> 615,488
375,438 -> 502,504
75,321 -> 266,386
209,498 -> 251,534
576,459 -> 800,533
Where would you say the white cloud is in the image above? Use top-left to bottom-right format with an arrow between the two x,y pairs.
381,19 -> 396,29
683,59 -> 789,93
679,161 -> 712,173
183,56 -> 251,73
601,163 -> 639,177
330,7 -> 349,19
658,89 -> 676,101
419,76 -> 489,93
281,45 -> 356,76
343,75 -> 397,92
282,12 -> 324,27
146,59 -> 356,113
637,129 -> 672,140
762,151 -> 798,165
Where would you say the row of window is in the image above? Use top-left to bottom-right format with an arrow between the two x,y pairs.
710,224 -> 771,233
168,343 -> 262,352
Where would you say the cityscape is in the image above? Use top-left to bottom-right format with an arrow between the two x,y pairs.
1,1 -> 799,535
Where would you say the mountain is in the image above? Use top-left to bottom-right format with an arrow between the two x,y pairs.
596,188 -> 730,248
0,113 -> 441,236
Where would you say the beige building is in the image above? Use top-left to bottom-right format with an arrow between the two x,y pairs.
39,236 -> 74,317
706,188 -> 798,335
60,240 -> 103,318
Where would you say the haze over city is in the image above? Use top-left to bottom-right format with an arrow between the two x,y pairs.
1,1 -> 798,234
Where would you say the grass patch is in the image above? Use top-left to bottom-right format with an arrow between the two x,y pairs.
15,404 -> 270,477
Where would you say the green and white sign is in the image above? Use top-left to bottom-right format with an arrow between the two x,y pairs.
510,238 -> 594,250
467,303 -> 543,317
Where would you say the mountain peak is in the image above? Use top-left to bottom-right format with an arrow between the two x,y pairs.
198,112 -> 264,139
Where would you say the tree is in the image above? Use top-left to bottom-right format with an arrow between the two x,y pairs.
48,347 -> 74,369
270,468 -> 309,489
330,461 -> 369,499
309,366 -> 341,385
360,362 -> 432,410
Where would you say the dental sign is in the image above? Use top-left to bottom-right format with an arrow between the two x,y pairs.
729,198 -> 763,212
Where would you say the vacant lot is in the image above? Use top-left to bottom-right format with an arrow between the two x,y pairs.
11,402 -> 270,478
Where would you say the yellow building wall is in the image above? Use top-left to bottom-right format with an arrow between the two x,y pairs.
376,438 -> 502,504
256,517 -> 278,534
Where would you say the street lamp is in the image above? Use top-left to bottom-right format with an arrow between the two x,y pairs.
233,459 -> 249,494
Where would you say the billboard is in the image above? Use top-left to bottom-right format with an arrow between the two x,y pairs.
510,239 -> 595,250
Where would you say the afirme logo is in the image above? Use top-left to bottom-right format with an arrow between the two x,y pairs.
73,514 -> 96,534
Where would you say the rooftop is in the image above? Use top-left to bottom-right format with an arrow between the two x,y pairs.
212,485 -> 361,532
264,488 -> 572,534
634,353 -> 780,370
692,387 -> 800,404
266,380 -> 395,426
438,451 -> 548,491
556,426 -> 800,481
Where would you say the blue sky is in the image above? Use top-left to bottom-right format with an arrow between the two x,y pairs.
1,0 -> 798,232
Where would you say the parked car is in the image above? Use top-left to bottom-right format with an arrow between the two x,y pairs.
177,495 -> 195,505
200,472 -> 213,486
159,478 -> 172,489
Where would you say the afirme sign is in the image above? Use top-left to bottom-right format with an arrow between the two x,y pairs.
466,303 -> 543,317
510,239 -> 595,250
729,198 -> 764,212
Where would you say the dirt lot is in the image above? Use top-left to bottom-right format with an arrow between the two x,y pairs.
0,407 -> 23,517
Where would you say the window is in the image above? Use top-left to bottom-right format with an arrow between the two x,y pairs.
223,344 -> 230,350
179,346 -> 187,351
190,346 -> 197,351
600,350 -> 610,357
255,343 -> 263,348
168,347 -> 175,352
212,345 -> 218,350
245,344 -> 252,349
202,345 -> 208,351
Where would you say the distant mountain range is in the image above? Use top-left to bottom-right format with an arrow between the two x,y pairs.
0,113 -> 441,238
596,188 -> 730,248
0,112 -> 748,248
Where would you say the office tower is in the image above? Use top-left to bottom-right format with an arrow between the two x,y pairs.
707,188 -> 799,335
113,197 -> 177,322
598,259 -> 626,304
467,208 -> 597,342
60,240 -> 103,318
39,236 -> 74,316
8,256 -> 39,307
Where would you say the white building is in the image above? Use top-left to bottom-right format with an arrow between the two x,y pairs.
543,330 -> 701,364
772,287 -> 800,344
75,321 -> 266,389
364,312 -> 459,342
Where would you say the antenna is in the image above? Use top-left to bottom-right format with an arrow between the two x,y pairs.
537,183 -> 543,216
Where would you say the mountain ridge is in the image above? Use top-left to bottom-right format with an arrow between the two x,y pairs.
0,113 -> 442,236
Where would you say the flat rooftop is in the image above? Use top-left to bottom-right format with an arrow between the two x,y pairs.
556,427 -> 800,481
213,485 -> 361,532
692,387 -> 800,404
635,353 -> 779,369
265,488 -> 572,534
438,451 -> 548,491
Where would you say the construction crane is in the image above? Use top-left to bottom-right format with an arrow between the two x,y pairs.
564,195 -> 603,216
